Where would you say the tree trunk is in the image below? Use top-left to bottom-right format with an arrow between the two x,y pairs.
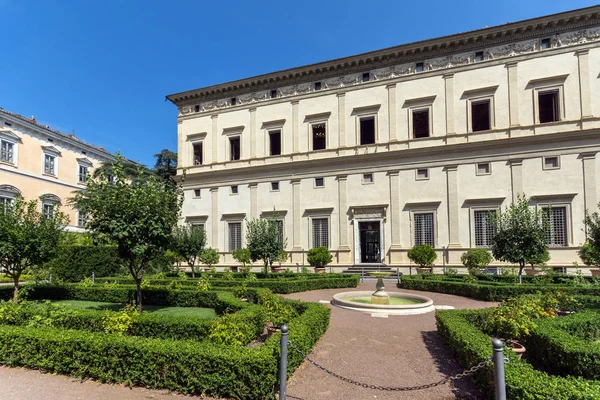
12,274 -> 19,301
518,261 -> 525,284
190,263 -> 195,278
135,279 -> 143,312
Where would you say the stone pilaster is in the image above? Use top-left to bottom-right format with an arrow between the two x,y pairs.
386,84 -> 397,142
249,108 -> 257,158
177,120 -> 185,167
337,93 -> 346,148
388,170 -> 401,247
337,175 -> 349,249
445,165 -> 461,248
292,101 -> 299,153
576,50 -> 593,119
249,182 -> 258,219
291,179 -> 302,250
509,159 -> 524,202
582,153 -> 597,220
211,115 -> 218,163
210,187 -> 219,249
506,62 -> 520,127
443,74 -> 455,135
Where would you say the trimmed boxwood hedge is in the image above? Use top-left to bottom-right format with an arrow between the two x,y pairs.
0,300 -> 329,399
523,310 -> 600,380
436,309 -> 600,399
402,275 -> 600,301
45,245 -> 124,281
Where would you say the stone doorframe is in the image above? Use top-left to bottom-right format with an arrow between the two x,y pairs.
350,205 -> 388,265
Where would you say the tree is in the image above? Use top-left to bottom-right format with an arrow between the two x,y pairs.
582,205 -> 600,267
172,224 -> 206,277
232,248 -> 252,272
153,149 -> 178,183
245,217 -> 286,273
199,248 -> 220,269
71,155 -> 183,311
0,197 -> 67,299
407,245 -> 437,268
490,195 -> 549,284
461,248 -> 492,274
307,247 -> 332,269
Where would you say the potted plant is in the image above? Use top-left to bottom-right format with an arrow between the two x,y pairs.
524,249 -> 550,276
271,249 -> 288,273
461,248 -> 492,275
407,244 -> 437,274
579,242 -> 600,276
307,246 -> 332,273
198,248 -> 220,272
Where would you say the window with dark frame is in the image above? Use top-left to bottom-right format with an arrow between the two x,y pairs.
194,189 -> 201,197
414,213 -> 434,246
77,211 -> 88,228
231,185 -> 238,194
270,90 -> 277,99
314,82 -> 322,91
228,222 -> 242,251
541,38 -> 551,49
315,177 -> 324,187
471,99 -> 491,132
415,62 -> 424,72
230,97 -> 237,106
416,168 -> 429,180
474,210 -> 496,247
475,51 -> 484,61
312,218 -> 329,248
362,72 -> 370,82
193,142 -> 203,165
78,165 -> 88,183
271,181 -> 279,191
194,105 -> 200,112
312,123 -> 326,150
229,136 -> 241,160
363,173 -> 373,184
477,163 -> 491,175
44,154 -> 55,175
543,206 -> 567,246
544,156 -> 560,170
269,130 -> 281,156
0,197 -> 14,213
359,116 -> 375,145
42,203 -> 55,219
412,109 -> 430,138
538,90 -> 560,123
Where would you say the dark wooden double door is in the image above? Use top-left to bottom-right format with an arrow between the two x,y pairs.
359,221 -> 380,263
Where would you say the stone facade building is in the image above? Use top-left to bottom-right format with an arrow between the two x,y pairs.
168,6 -> 600,272
0,108 -> 117,231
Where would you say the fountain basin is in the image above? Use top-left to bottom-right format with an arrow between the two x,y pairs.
331,291 -> 435,315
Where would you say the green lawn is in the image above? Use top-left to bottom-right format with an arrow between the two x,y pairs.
54,300 -> 217,319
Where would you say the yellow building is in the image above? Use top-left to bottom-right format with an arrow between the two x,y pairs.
0,108 -> 117,231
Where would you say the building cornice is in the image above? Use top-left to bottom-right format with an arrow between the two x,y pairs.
167,6 -> 600,108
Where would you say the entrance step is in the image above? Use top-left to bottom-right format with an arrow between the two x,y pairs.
342,264 -> 393,275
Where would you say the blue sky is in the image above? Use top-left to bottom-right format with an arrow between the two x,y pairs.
1,0 -> 597,167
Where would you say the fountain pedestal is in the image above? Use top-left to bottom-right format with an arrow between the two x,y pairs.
369,272 -> 392,305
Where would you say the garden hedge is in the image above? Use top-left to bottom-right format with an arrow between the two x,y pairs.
436,309 -> 600,399
0,301 -> 330,399
44,245 -> 124,281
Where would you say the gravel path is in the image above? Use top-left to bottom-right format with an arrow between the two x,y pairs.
282,281 -> 495,400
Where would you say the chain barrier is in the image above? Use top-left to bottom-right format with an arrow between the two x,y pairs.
288,341 -> 508,392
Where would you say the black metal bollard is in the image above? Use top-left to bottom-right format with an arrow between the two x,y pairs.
492,339 -> 507,400
280,324 -> 289,400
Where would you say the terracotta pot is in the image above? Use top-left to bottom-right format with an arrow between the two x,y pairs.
416,267 -> 433,274
509,341 -> 526,359
314,267 -> 326,273
591,269 -> 600,276
556,310 -> 575,317
524,269 -> 546,276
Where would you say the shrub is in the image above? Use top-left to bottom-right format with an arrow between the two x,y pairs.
199,248 -> 220,268
45,246 -> 123,282
306,247 -> 332,268
407,245 -> 437,267
103,304 -> 138,336
579,242 -> 600,267
256,289 -> 297,327
232,248 -> 252,271
460,248 -> 492,273
208,305 -> 266,346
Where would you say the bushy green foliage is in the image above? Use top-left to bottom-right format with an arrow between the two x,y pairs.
256,289 -> 297,327
245,217 -> 287,271
306,246 -> 333,268
460,248 -> 492,273
579,242 -> 600,267
198,248 -> 220,268
103,304 -> 138,336
485,294 -> 557,340
208,305 -> 266,346
407,244 -> 437,267
172,224 -> 206,277
46,245 -> 123,282
232,248 -> 252,272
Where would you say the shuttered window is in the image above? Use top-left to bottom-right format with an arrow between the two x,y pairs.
228,222 -> 242,251
312,218 -> 329,248
474,210 -> 496,247
544,207 -> 567,246
414,213 -> 434,246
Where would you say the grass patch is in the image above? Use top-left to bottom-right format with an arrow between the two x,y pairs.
54,300 -> 217,319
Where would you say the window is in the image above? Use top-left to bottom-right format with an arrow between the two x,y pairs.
475,51 -> 484,62
4,122 -> 11,127
474,210 -> 496,247
0,140 -> 14,164
193,189 -> 201,197
229,136 -> 240,160
471,100 -> 491,132
228,222 -> 242,251
414,213 -> 434,246
42,203 -> 55,219
538,90 -> 560,123
78,165 -> 89,183
270,90 -> 277,99
544,206 -> 567,246
44,154 -> 56,175
194,105 -> 200,112
362,173 -> 373,184
314,82 -> 322,91
77,211 -> 88,228
543,156 -> 560,170
0,197 -> 13,213
192,223 -> 205,233
415,62 -> 424,72
476,163 -> 491,176
416,168 -> 429,180
312,218 -> 329,248
231,185 -> 238,194
193,143 -> 203,165
231,97 -> 237,106
412,109 -> 430,138
107,175 -> 115,185
359,116 -> 376,145
541,38 -> 551,49
269,130 -> 281,156
362,72 -> 370,82
275,220 -> 284,244
312,123 -> 326,150
271,182 -> 279,191
315,177 -> 324,187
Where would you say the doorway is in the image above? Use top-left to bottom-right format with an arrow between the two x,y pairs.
359,221 -> 381,263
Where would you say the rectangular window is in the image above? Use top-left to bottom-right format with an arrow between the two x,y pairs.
314,82 -> 322,91
414,213 -> 434,246
276,220 -> 284,244
42,203 -> 54,219
476,163 -> 491,175
229,136 -> 241,160
362,173 -> 373,184
471,100 -> 491,132
270,90 -> 277,99
359,116 -> 376,145
416,168 -> 429,180
475,51 -> 484,61
312,218 -> 329,248
315,177 -> 324,187
228,222 -> 242,251
362,72 -> 370,82
230,97 -> 237,106
231,185 -> 238,194
193,143 -> 203,165
415,62 -> 424,72
193,189 -> 201,197
0,197 -> 13,213
538,90 -> 560,123
269,130 -> 281,156
544,206 -> 567,246
194,105 -> 200,112
0,140 -> 14,164
541,38 -> 551,49
412,109 -> 430,138
44,154 -> 56,175
78,165 -> 89,183
474,210 -> 496,247
543,156 -> 560,170
271,182 -> 279,191
77,211 -> 88,228
192,223 -> 205,233
312,123 -> 326,150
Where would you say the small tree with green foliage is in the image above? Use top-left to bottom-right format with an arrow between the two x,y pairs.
490,194 -> 549,284
579,242 -> 600,267
584,204 -> 600,268
172,224 -> 206,278
461,248 -> 492,274
232,248 -> 252,272
407,245 -> 437,268
0,197 -> 67,299
307,247 -> 332,269
199,248 -> 220,269
245,217 -> 287,273
71,155 -> 183,311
